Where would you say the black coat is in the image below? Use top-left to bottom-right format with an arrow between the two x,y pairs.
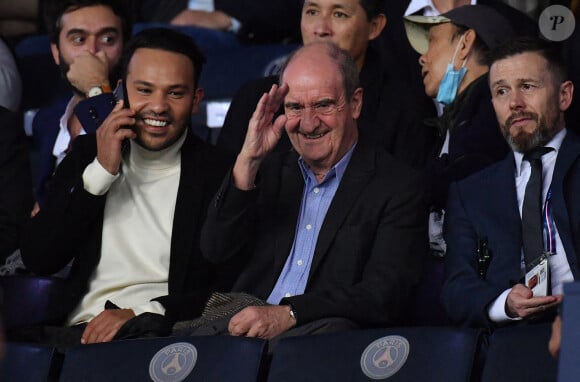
21,130 -> 237,324
202,136 -> 428,327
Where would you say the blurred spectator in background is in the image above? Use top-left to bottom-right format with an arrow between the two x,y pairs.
0,38 -> 22,112
404,5 -> 525,256
31,0 -> 132,212
380,0 -> 537,119
136,0 -> 302,43
0,107 -> 33,265
0,0 -> 42,37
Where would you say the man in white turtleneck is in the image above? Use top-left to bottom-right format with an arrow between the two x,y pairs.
20,28 -> 235,348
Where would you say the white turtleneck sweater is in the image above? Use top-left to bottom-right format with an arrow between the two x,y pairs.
67,133 -> 185,325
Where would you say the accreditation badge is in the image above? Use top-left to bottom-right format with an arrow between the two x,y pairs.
525,254 -> 550,297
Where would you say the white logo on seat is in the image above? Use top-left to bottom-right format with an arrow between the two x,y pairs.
149,342 -> 197,382
360,335 -> 410,379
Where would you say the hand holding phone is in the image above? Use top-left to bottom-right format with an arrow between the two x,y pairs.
95,93 -> 136,175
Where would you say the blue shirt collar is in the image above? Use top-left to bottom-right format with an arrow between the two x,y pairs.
298,142 -> 357,185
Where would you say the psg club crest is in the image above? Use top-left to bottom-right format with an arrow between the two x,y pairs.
360,335 -> 410,379
149,342 -> 197,382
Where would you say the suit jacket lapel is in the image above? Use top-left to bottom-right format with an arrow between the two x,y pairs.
272,152 -> 304,272
550,132 -> 580,277
168,132 -> 204,293
491,154 -> 523,265
309,139 -> 375,276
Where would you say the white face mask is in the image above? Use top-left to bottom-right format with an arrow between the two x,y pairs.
436,35 -> 468,105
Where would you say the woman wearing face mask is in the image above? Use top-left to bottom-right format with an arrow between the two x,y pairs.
403,4 -> 529,257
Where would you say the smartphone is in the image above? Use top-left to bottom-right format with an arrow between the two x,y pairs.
114,80 -> 132,152
113,80 -> 130,109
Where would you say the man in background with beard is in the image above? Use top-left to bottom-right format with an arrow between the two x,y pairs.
31,0 -> 132,212
441,36 -> 578,329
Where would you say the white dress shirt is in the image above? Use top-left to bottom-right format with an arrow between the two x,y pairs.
488,128 -> 574,322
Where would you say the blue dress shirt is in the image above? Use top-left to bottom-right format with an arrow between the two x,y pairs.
267,144 -> 356,304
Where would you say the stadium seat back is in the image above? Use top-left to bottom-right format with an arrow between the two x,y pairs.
59,335 -> 267,382
267,327 -> 481,382
0,342 -> 60,382
0,275 -> 66,329
481,323 -> 557,382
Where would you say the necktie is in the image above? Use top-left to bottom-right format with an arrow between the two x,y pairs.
521,147 -> 553,267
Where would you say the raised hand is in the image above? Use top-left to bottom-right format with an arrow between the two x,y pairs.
95,100 -> 136,175
232,83 -> 289,190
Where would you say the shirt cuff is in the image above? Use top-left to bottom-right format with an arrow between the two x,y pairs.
487,289 -> 523,322
82,158 -> 119,195
188,0 -> 214,11
132,301 -> 166,316
229,17 -> 241,33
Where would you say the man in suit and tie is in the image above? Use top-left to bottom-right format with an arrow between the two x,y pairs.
441,36 -> 577,328
200,41 -> 427,341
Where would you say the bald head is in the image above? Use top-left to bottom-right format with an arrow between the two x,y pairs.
280,42 -> 360,100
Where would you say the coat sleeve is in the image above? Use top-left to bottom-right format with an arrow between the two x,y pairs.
20,136 -> 106,275
200,169 -> 260,264
74,93 -> 117,133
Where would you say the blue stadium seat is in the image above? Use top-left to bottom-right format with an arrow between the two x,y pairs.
0,275 -> 66,330
0,342 -> 60,381
481,323 -> 557,382
58,335 -> 266,382
267,327 -> 482,381
556,282 -> 580,382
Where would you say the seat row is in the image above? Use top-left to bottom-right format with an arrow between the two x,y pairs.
0,324 -> 560,382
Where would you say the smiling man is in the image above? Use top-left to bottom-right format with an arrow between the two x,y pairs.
218,0 -> 434,170
199,41 -> 426,346
19,28 -> 236,349
441,36 -> 577,329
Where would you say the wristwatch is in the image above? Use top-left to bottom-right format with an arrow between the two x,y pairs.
287,304 -> 297,321
87,84 -> 112,98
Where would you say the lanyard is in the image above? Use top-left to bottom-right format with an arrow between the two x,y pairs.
543,188 -> 557,255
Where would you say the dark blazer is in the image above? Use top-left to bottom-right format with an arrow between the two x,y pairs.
217,46 -> 436,168
21,130 -> 237,324
0,107 -> 33,261
424,74 -> 510,210
201,135 -> 428,327
441,131 -> 580,328
32,93 -> 116,206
